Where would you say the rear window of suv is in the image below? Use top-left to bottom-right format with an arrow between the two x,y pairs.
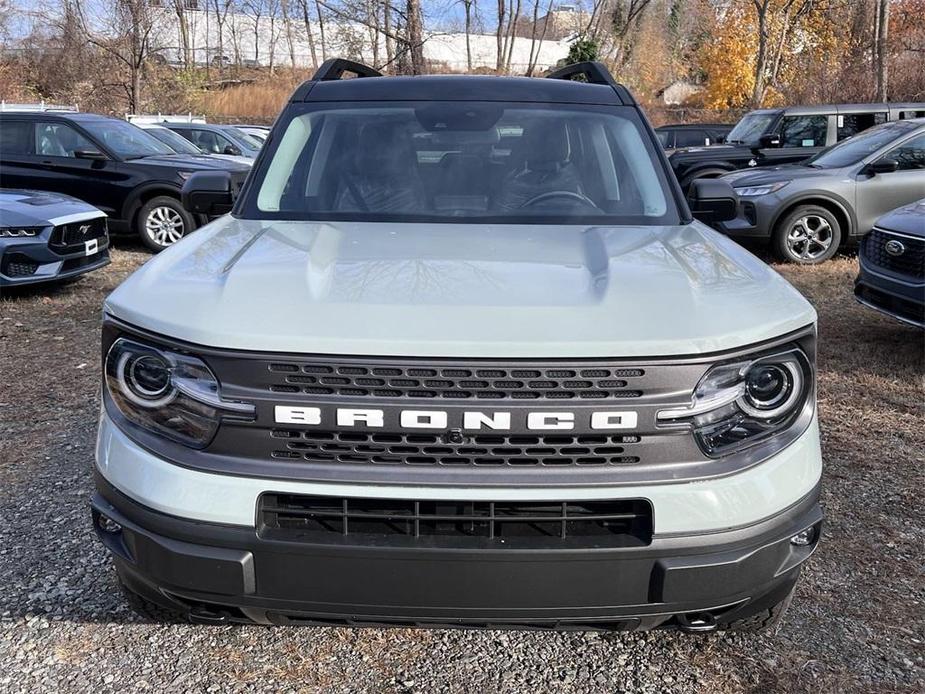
247,102 -> 678,225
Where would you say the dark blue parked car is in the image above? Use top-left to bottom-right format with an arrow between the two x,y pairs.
0,189 -> 109,286
855,199 -> 925,327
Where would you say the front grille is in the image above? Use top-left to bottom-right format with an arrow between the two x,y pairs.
862,229 -> 925,279
50,218 -> 107,252
259,493 -> 653,548
270,430 -> 642,466
266,361 -> 646,400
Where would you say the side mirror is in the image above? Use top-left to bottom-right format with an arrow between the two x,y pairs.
181,171 -> 235,215
74,149 -> 107,161
715,135 -> 726,144
223,144 -> 241,156
758,133 -> 781,149
866,158 -> 899,175
688,178 -> 739,224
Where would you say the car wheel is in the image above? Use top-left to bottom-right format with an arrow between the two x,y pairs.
137,196 -> 194,252
772,205 -> 842,264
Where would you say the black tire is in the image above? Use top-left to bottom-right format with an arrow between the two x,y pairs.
136,195 -> 195,253
117,573 -> 187,623
772,205 -> 842,264
722,583 -> 796,633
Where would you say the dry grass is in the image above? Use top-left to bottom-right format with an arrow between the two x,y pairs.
198,69 -> 305,122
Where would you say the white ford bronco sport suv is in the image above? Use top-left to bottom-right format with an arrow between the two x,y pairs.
92,60 -> 823,632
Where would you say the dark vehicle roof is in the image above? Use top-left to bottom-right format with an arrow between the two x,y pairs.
293,74 -> 630,106
876,199 -> 925,237
0,111 -> 114,121
742,103 -> 925,117
656,123 -> 734,130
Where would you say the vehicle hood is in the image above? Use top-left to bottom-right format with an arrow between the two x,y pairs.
127,154 -> 251,172
876,198 -> 925,237
722,164 -> 838,187
0,189 -> 104,227
105,219 -> 816,358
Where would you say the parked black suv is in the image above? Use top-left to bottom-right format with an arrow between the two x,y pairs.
0,110 -> 251,251
655,123 -> 733,150
669,103 -> 925,192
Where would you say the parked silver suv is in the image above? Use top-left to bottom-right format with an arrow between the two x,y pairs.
718,119 -> 925,263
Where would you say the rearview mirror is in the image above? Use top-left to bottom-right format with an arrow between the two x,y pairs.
223,144 -> 241,156
74,149 -> 107,161
758,133 -> 781,149
688,179 -> 739,225
866,158 -> 899,175
181,171 -> 235,216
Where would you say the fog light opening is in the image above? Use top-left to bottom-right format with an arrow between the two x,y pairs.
790,527 -> 815,546
97,514 -> 123,534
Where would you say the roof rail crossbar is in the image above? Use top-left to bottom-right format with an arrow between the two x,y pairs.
0,100 -> 79,113
545,61 -> 634,105
546,61 -> 618,87
312,58 -> 381,82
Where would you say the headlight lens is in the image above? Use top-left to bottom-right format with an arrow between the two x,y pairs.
105,337 -> 254,448
735,181 -> 789,197
0,226 -> 42,237
657,347 -> 812,457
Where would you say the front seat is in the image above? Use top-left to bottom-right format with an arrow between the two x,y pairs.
334,122 -> 426,214
495,120 -> 583,211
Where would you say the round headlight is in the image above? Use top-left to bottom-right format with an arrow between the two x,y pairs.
739,361 -> 801,418
116,351 -> 176,408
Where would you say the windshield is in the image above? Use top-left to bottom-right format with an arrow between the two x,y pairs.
805,123 -> 907,168
221,126 -> 263,150
82,120 -> 175,159
726,112 -> 778,144
146,126 -> 203,155
249,102 -> 676,225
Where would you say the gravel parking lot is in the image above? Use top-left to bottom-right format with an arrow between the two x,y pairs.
0,243 -> 922,693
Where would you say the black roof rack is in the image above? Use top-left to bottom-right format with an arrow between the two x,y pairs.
312,58 -> 381,82
545,61 -> 634,105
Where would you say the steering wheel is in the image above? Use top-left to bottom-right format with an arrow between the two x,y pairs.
520,190 -> 601,211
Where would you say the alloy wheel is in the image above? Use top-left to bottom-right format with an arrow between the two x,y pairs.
786,214 -> 834,261
145,206 -> 186,247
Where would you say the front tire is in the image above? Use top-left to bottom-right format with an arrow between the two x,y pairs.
772,205 -> 842,264
722,583 -> 796,632
137,196 -> 195,252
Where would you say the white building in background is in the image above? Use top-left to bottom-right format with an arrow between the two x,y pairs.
148,9 -> 574,74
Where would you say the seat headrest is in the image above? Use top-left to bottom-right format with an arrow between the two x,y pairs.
521,120 -> 571,171
354,121 -> 416,175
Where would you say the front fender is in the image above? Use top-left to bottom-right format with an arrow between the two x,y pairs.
769,190 -> 857,237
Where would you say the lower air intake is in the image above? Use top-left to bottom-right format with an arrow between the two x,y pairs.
259,494 -> 653,548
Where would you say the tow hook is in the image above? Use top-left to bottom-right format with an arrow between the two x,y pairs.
189,608 -> 230,625
677,612 -> 719,633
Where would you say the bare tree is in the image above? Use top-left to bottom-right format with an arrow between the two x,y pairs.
405,0 -> 425,73
750,0 -> 814,107
461,0 -> 475,71
526,0 -> 552,76
297,0 -> 320,68
171,0 -> 193,68
210,0 -> 234,73
72,0 -> 160,111
874,0 -> 890,100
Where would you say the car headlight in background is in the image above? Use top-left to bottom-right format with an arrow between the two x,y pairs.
105,337 -> 254,448
657,347 -> 813,457
0,227 -> 42,237
735,181 -> 789,197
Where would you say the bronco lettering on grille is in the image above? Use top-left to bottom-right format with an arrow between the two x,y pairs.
274,406 -> 638,431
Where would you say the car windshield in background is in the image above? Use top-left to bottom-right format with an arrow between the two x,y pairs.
253,102 -> 676,225
146,127 -> 203,155
221,126 -> 262,150
726,113 -> 777,144
805,123 -> 909,168
82,120 -> 175,159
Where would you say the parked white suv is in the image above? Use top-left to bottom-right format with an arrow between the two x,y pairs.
92,60 -> 823,632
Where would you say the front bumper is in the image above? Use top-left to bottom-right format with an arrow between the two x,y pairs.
93,409 -> 823,630
92,474 -> 820,630
854,262 -> 925,329
0,234 -> 110,286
